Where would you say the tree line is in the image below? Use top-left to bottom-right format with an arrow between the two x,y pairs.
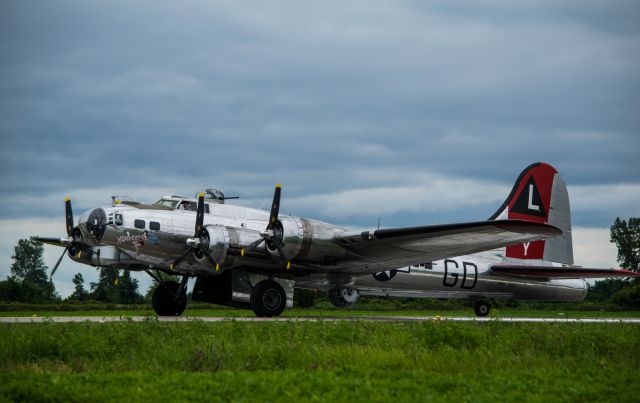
0,238 -> 144,304
585,217 -> 640,307
0,218 -> 638,306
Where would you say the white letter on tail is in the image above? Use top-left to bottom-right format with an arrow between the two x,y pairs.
523,242 -> 530,256
528,184 -> 540,211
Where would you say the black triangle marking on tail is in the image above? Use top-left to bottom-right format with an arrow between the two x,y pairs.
488,162 -> 542,220
511,176 -> 546,218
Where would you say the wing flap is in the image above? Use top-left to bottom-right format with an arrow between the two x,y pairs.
491,264 -> 640,279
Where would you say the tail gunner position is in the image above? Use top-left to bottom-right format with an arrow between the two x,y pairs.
36,164 -> 638,317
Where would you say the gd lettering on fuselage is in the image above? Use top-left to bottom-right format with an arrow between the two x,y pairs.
37,164 -> 639,317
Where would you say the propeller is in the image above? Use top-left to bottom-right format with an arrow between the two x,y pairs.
35,198 -> 87,279
169,192 -> 220,271
244,184 -> 291,269
52,198 -> 88,277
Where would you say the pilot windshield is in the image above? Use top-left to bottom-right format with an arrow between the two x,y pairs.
154,199 -> 179,209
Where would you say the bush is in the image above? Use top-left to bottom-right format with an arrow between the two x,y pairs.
293,289 -> 317,308
611,285 -> 640,308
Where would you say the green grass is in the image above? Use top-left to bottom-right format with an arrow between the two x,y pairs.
1,321 -> 639,402
3,307 -> 640,318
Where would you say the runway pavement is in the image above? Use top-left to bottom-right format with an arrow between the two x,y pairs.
2,316 -> 640,323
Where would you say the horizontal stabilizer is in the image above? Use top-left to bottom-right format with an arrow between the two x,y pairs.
491,264 -> 640,279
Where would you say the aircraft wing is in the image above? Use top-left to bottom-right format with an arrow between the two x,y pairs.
490,264 -> 640,279
335,220 -> 561,270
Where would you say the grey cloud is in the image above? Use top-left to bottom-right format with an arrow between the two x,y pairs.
0,0 -> 638,227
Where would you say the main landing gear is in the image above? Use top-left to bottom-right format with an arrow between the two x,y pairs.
152,281 -> 187,316
148,268 -> 288,317
249,279 -> 287,317
148,271 -> 189,316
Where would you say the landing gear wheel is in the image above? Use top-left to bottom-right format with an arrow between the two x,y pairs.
474,300 -> 491,317
152,281 -> 187,316
328,287 -> 360,308
250,280 -> 286,317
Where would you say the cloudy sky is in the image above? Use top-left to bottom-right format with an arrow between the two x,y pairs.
1,0 -> 639,296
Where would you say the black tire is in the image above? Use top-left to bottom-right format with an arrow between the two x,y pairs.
474,300 -> 490,317
152,281 -> 187,316
328,287 -> 359,308
250,280 -> 286,317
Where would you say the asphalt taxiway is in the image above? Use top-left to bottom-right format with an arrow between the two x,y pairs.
2,316 -> 640,323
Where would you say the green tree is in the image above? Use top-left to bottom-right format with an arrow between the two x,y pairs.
0,238 -> 58,302
90,267 -> 120,303
90,267 -> 144,304
118,271 -> 144,304
68,273 -> 89,301
610,217 -> 640,272
590,218 -> 640,305
586,278 -> 629,302
11,238 -> 49,286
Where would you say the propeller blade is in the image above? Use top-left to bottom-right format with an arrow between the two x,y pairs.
266,184 -> 282,231
194,192 -> 206,238
247,237 -> 265,253
33,237 -> 68,248
65,198 -> 74,236
241,185 -> 288,267
170,248 -> 192,270
199,246 -> 220,271
50,247 -> 68,278
274,244 -> 291,270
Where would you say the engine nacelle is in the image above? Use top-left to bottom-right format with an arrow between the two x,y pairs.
194,225 -> 230,266
227,227 -> 265,250
226,217 -> 306,261
90,246 -> 138,266
266,216 -> 305,260
328,287 -> 360,308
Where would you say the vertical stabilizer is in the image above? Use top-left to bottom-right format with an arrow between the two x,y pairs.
489,163 -> 573,265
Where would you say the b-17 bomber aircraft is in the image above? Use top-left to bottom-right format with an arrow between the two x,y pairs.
36,163 -> 638,317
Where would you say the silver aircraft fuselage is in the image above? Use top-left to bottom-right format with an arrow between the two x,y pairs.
75,198 -> 350,273
348,252 -> 588,302
72,196 -> 588,304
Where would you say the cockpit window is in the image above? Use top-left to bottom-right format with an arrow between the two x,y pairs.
178,201 -> 198,211
86,208 -> 107,241
154,199 -> 179,209
115,214 -> 123,226
153,198 -> 206,212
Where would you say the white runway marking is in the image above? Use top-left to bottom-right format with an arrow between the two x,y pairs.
2,316 -> 640,323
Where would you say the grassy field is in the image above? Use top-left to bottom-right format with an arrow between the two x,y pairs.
2,306 -> 640,318
1,320 -> 639,402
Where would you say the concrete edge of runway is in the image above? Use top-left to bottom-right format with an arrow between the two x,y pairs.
2,316 -> 640,323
